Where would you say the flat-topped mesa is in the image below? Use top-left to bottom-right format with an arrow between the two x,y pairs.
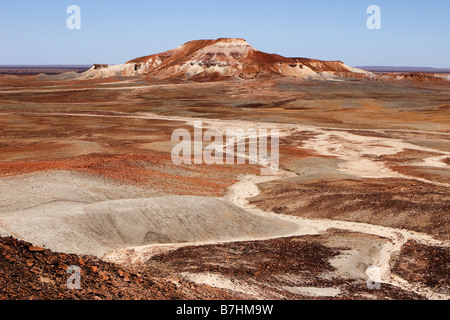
79,38 -> 373,80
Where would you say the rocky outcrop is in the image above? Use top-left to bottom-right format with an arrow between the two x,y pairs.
0,235 -> 245,300
93,64 -> 109,70
80,38 -> 373,80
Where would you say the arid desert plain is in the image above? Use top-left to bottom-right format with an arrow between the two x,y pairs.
0,38 -> 448,300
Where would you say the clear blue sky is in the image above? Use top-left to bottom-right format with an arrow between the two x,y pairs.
1,0 -> 449,67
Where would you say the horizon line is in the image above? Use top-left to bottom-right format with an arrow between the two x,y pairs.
1,64 -> 450,70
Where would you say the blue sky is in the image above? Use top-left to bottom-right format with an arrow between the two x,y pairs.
0,0 -> 449,67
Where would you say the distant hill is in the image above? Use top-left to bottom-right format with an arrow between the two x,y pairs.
357,66 -> 450,73
0,65 -> 92,75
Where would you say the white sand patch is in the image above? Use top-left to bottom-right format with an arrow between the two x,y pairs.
282,286 -> 341,297
301,128 -> 450,185
412,155 -> 449,168
180,272 -> 263,298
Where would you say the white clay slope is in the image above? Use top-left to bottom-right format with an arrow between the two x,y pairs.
0,171 -> 298,257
